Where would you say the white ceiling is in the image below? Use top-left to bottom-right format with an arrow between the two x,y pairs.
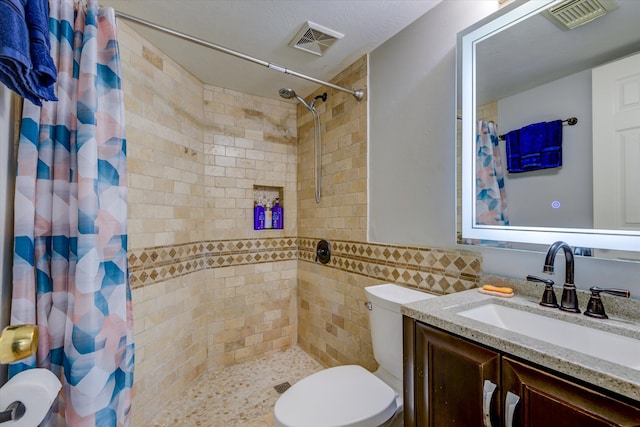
474,0 -> 640,105
102,0 -> 443,101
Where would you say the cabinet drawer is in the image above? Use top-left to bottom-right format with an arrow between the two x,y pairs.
503,357 -> 640,427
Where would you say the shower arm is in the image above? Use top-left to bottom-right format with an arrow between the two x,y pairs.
114,11 -> 366,102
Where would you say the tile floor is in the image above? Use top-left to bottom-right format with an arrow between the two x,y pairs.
151,346 -> 324,427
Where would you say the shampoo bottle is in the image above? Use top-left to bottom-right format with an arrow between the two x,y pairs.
254,197 -> 264,230
272,197 -> 283,229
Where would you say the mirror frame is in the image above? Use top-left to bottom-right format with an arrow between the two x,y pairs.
458,0 -> 640,251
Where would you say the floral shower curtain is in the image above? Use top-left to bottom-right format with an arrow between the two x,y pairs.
475,120 -> 509,227
9,0 -> 134,426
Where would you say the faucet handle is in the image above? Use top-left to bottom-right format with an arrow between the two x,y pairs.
584,286 -> 631,319
527,275 -> 558,308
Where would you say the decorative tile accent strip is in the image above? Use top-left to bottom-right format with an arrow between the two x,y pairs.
128,236 -> 482,295
128,238 -> 297,289
297,237 -> 482,294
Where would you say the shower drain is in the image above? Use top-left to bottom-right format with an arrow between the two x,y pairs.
274,382 -> 291,394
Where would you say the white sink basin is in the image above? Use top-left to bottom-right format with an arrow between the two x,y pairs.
457,302 -> 640,370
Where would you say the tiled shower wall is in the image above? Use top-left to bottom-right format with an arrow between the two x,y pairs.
119,23 -> 299,424
296,57 -> 374,368
200,82 -> 299,370
119,24 -> 207,425
296,58 -> 481,369
119,21 -> 481,425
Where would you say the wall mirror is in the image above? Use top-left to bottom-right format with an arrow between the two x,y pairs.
458,0 -> 640,258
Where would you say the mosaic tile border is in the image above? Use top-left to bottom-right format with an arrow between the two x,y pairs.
128,238 -> 297,289
128,236 -> 482,294
297,237 -> 482,294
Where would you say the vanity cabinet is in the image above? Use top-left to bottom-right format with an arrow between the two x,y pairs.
403,317 -> 640,427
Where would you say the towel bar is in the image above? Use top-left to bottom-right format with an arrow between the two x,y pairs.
498,117 -> 577,140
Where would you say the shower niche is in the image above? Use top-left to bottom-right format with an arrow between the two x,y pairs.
253,185 -> 284,230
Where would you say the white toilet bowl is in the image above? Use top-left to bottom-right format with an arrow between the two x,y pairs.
273,284 -> 435,427
273,365 -> 398,427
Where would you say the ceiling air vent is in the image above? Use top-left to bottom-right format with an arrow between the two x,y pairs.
543,0 -> 619,30
289,21 -> 343,56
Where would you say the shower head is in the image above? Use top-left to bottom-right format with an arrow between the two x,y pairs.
279,88 -> 325,203
278,88 -> 297,99
278,87 -> 314,112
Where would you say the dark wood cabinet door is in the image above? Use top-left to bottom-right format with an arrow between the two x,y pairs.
411,322 -> 501,427
502,357 -> 640,427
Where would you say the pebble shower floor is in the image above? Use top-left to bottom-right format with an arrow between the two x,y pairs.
151,346 -> 323,426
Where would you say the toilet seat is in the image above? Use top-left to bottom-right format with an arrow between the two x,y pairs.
273,365 -> 398,427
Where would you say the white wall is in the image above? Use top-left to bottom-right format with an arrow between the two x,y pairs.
498,69 -> 593,228
369,0 -> 640,297
369,0 -> 499,248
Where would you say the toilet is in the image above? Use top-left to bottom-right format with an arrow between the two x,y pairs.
273,283 -> 436,427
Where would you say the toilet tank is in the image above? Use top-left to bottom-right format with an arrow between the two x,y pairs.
365,284 -> 435,381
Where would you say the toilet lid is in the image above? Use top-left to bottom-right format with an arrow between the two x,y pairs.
274,365 -> 397,427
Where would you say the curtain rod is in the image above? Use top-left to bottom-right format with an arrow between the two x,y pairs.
114,11 -> 365,101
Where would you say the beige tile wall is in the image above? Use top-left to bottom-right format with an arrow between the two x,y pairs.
298,265 -> 381,370
202,85 -> 297,240
130,270 -> 208,423
200,77 -> 299,370
205,260 -> 297,367
295,56 -> 372,368
119,22 -> 299,425
121,30 -> 205,250
297,56 -> 368,242
294,57 -> 481,369
119,23 -> 209,425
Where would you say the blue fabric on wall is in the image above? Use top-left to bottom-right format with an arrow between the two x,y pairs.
0,0 -> 57,105
505,120 -> 563,173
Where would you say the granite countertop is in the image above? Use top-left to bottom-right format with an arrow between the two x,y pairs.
401,277 -> 640,403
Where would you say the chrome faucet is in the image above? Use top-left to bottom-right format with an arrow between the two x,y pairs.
543,241 -> 580,313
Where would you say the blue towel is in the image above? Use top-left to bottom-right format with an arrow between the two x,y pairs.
0,0 -> 57,106
25,0 -> 57,97
505,120 -> 563,173
0,0 -> 31,80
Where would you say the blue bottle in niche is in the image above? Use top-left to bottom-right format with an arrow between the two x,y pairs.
272,197 -> 283,229
254,197 -> 265,230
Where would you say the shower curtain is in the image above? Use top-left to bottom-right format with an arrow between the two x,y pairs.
475,120 -> 509,227
9,0 -> 134,426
